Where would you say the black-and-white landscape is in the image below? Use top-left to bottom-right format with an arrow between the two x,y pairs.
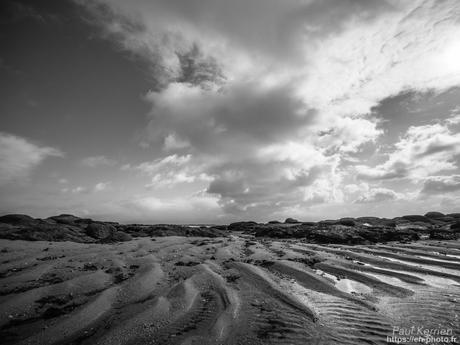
1,1 -> 460,344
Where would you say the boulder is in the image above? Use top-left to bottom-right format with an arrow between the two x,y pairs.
0,221 -> 94,242
318,219 -> 339,225
401,215 -> 431,223
0,214 -> 37,225
356,217 -> 380,224
107,231 -> 132,242
380,219 -> 397,227
48,214 -> 83,225
396,222 -> 432,232
85,222 -> 116,239
253,225 -> 307,238
47,214 -> 95,228
284,218 -> 300,224
424,211 -> 445,219
451,222 -> 460,231
339,218 -> 356,226
436,216 -> 456,223
228,221 -> 258,231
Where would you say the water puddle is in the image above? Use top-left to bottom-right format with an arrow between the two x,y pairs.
315,269 -> 372,294
335,279 -> 372,294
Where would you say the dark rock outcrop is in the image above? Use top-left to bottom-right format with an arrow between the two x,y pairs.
338,218 -> 356,226
401,215 -> 431,223
1,211 -> 458,244
0,214 -> 37,226
119,224 -> 227,238
252,222 -> 421,244
424,211 -> 445,219
228,221 -> 258,232
85,222 -> 116,239
0,220 -> 94,243
284,218 -> 300,224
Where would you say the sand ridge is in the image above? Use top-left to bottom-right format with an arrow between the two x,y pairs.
1,236 -> 459,345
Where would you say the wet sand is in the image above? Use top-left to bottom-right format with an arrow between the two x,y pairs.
1,236 -> 459,344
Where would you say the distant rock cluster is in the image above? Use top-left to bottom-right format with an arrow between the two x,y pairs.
0,211 -> 458,244
0,214 -> 226,243
227,212 -> 460,244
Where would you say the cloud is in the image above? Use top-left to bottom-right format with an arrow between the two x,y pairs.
446,106 -> 460,125
163,133 -> 190,151
72,186 -> 87,194
76,0 -> 460,219
354,187 -> 401,203
120,192 -> 221,223
94,181 -> 111,192
421,175 -> 460,194
127,154 -> 211,188
81,155 -> 117,167
357,123 -> 460,181
0,132 -> 63,186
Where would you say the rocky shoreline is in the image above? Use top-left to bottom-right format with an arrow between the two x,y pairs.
1,212 -> 459,244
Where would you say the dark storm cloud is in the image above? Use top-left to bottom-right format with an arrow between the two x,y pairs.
144,82 -> 315,155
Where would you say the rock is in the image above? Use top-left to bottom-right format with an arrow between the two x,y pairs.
339,218 -> 356,226
211,225 -> 228,231
228,221 -> 258,231
0,219 -> 94,243
109,231 -> 132,242
430,229 -> 459,240
451,222 -> 460,231
85,222 -> 116,239
284,218 -> 300,224
47,214 -> 84,225
447,213 -> 460,218
401,215 -> 431,223
424,211 -> 445,219
318,219 -> 339,225
436,216 -> 456,223
0,214 -> 37,225
83,263 -> 98,271
356,217 -> 380,224
175,261 -> 200,266
254,225 -> 304,238
380,219 -> 397,227
396,222 -> 432,232
120,224 -> 226,238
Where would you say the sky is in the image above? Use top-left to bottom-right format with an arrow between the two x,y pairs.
1,0 -> 460,224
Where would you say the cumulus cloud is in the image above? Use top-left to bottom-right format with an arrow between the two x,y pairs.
354,187 -> 402,203
76,0 -> 460,219
0,132 -> 63,185
127,154 -> 211,188
421,175 -> 460,194
357,123 -> 460,181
